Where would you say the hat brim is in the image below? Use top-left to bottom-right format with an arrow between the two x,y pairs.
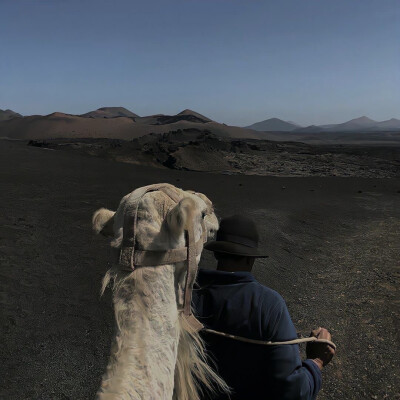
204,240 -> 269,258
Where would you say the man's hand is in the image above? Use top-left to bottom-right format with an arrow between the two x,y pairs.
306,327 -> 335,370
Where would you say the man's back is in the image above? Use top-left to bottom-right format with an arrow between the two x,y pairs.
193,269 -> 322,400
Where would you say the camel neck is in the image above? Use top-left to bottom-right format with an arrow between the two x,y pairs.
97,265 -> 179,400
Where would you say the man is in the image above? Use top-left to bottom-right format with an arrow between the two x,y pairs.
193,215 -> 335,399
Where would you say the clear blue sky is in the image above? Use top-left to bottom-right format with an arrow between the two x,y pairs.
1,0 -> 399,126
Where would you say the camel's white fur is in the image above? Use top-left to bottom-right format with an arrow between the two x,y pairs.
93,184 -> 227,400
92,208 -> 115,236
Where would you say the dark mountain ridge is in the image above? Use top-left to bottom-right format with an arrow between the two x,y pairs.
0,109 -> 22,121
1,106 -> 399,144
80,107 -> 139,119
0,108 -> 260,140
245,118 -> 299,132
248,115 -> 400,133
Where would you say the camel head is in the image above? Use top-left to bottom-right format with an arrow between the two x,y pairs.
92,184 -> 218,256
92,183 -> 226,400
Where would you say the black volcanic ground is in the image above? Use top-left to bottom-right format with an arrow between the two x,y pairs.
1,139 -> 400,399
28,129 -> 400,178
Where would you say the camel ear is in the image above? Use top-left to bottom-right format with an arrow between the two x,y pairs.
167,197 -> 196,236
92,208 -> 115,237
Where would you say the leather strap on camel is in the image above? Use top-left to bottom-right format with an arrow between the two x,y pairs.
118,183 -> 206,332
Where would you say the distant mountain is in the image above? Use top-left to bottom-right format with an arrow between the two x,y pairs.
123,110 -> 206,127
291,116 -> 400,133
0,109 -> 22,121
2,108 -> 399,142
315,116 -> 400,132
177,109 -> 212,122
141,109 -> 212,125
376,118 -> 400,130
293,125 -> 324,133
80,107 -> 139,119
246,118 -> 300,132
286,121 -> 302,127
319,124 -> 337,129
0,109 -> 261,140
346,116 -> 377,126
325,116 -> 378,132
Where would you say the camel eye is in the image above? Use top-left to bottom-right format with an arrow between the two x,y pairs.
201,211 -> 206,219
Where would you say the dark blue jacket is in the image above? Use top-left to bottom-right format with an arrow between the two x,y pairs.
192,269 -> 322,400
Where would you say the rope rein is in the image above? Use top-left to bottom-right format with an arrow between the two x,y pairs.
203,328 -> 336,350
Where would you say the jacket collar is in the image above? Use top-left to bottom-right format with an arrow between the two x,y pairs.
196,268 -> 256,286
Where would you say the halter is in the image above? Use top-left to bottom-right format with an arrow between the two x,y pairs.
118,183 -> 206,332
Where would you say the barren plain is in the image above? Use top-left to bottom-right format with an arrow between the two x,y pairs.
0,139 -> 399,399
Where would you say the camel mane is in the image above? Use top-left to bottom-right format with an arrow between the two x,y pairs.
100,266 -> 228,399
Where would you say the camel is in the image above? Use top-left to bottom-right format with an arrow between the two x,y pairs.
92,183 -> 229,400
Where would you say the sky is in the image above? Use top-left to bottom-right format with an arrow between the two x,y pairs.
1,0 -> 399,127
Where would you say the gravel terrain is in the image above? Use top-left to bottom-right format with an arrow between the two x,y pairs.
0,139 -> 399,399
27,130 -> 400,178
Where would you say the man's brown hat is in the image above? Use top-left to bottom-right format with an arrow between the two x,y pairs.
204,215 -> 268,258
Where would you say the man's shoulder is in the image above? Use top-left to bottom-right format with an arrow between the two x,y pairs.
196,269 -> 286,309
229,274 -> 285,304
195,269 -> 294,339
255,283 -> 286,306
